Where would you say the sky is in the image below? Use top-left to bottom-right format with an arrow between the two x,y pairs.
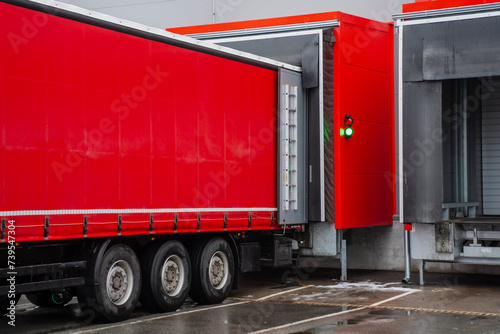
60,0 -> 414,29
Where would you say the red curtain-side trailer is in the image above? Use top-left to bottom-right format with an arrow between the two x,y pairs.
0,0 -> 394,324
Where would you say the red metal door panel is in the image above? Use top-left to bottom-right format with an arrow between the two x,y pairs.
340,22 -> 391,74
343,121 -> 390,175
404,0 -> 500,12
334,14 -> 394,229
344,174 -> 392,228
342,65 -> 389,124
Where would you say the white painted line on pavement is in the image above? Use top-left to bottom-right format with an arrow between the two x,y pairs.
256,285 -> 313,301
68,286 -> 313,334
248,289 -> 420,334
249,307 -> 365,334
70,301 -> 250,334
369,290 -> 419,307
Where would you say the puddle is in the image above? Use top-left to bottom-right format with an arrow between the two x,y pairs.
290,311 -> 405,333
368,309 -> 402,316
289,321 -> 350,334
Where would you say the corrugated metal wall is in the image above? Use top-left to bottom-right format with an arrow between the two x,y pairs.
482,77 -> 500,215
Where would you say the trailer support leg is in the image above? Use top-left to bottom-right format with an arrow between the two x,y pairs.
340,239 -> 347,281
402,229 -> 411,284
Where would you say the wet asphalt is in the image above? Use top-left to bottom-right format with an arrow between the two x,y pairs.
2,268 -> 500,334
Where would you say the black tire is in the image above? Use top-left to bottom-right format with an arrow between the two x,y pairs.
77,244 -> 141,322
189,237 -> 234,304
140,240 -> 191,313
26,289 -> 73,308
1,294 -> 20,316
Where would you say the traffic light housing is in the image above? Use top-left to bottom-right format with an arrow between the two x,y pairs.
344,114 -> 353,139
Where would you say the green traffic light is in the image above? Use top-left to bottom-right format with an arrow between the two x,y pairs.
345,127 -> 353,137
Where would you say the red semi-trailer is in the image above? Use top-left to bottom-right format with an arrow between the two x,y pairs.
0,0 -> 394,323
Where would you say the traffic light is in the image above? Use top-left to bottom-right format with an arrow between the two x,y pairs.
344,114 -> 354,139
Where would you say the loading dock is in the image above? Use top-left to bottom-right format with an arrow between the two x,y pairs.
395,0 -> 500,284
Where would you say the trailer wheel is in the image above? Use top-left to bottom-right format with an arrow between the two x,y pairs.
189,237 -> 234,304
26,289 -> 73,307
140,240 -> 191,313
78,244 -> 141,322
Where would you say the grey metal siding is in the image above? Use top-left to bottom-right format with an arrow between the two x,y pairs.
482,78 -> 500,215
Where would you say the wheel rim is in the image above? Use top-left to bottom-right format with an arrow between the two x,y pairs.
208,251 -> 229,290
161,255 -> 185,297
106,260 -> 134,306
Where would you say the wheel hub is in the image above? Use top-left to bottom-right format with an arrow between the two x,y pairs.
106,260 -> 133,306
209,251 -> 228,290
161,255 -> 184,297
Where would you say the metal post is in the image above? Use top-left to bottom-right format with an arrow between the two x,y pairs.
340,239 -> 347,281
402,229 -> 411,284
419,259 -> 425,286
397,20 -> 411,286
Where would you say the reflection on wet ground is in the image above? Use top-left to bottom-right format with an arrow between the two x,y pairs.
2,269 -> 500,334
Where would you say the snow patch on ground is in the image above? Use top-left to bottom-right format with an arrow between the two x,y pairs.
316,281 -> 415,292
